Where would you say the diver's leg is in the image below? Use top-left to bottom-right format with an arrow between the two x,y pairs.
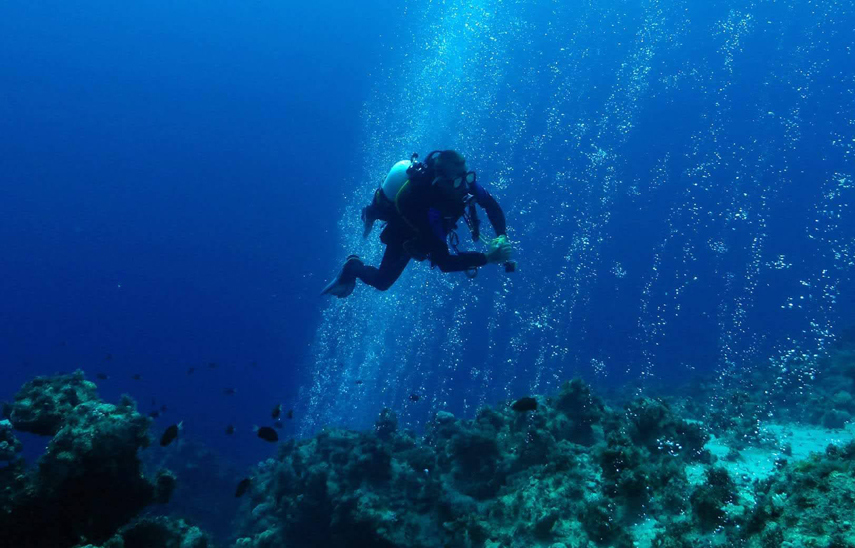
362,189 -> 385,239
352,242 -> 410,291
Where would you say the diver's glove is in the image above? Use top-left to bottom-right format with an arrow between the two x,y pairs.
485,235 -> 513,264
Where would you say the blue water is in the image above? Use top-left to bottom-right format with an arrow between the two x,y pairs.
1,0 -> 854,524
299,0 -> 855,436
0,1 -> 393,466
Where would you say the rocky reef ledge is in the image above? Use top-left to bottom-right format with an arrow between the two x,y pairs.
235,378 -> 855,548
1,370 -> 209,548
3,362 -> 854,548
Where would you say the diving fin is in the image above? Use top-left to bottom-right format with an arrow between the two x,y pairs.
321,255 -> 361,298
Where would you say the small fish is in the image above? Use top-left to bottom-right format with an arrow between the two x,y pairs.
132,374 -> 142,381
160,404 -> 167,413
160,422 -> 182,447
105,353 -> 112,360
96,373 -> 109,380
273,420 -> 283,429
355,379 -> 364,385
151,397 -> 157,406
224,388 -> 237,395
409,393 -> 421,402
225,424 -> 235,435
250,361 -> 258,368
187,367 -> 195,375
272,404 -> 282,419
511,397 -> 538,413
148,410 -> 160,419
255,426 -> 278,442
208,362 -> 218,369
235,477 -> 251,498
286,409 -> 294,420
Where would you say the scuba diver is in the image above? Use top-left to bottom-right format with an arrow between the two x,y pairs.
322,150 -> 513,298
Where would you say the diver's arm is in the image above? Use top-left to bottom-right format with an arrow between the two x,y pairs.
431,247 -> 489,272
425,222 -> 510,272
431,242 -> 509,271
423,208 -> 489,271
472,183 -> 507,236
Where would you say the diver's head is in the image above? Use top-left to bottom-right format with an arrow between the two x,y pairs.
430,150 -> 475,194
432,150 -> 467,178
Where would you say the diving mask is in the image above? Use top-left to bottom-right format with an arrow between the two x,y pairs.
453,171 -> 477,190
435,170 -> 476,191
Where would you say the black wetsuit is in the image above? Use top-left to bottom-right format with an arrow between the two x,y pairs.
351,174 -> 506,291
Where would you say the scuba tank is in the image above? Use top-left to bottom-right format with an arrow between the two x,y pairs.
380,152 -> 441,223
383,151 -> 441,201
381,160 -> 412,202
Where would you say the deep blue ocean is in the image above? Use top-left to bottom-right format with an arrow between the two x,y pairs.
2,0 -> 854,543
1,1 -> 395,465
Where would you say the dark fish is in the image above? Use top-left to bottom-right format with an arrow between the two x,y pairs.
255,426 -> 278,442
132,374 -> 142,381
272,404 -> 282,419
225,424 -> 235,435
160,422 -> 182,447
511,397 -> 538,413
250,361 -> 258,368
96,373 -> 109,380
224,388 -> 237,395
235,477 -> 251,498
273,420 -> 283,429
105,353 -> 112,360
161,404 -> 167,412
355,379 -> 364,385
208,362 -> 218,369
409,393 -> 421,402
151,397 -> 157,406
148,410 -> 160,419
187,367 -> 195,375
286,409 -> 294,420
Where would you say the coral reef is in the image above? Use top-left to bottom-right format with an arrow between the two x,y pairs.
234,370 -> 855,548
234,379 -> 713,548
678,374 -> 776,450
77,516 -> 210,548
672,339 -> 855,451
747,441 -> 855,547
688,467 -> 736,531
4,362 -> 854,548
0,418 -> 22,462
653,440 -> 855,548
0,371 -> 191,548
803,336 -> 855,429
3,370 -> 100,435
